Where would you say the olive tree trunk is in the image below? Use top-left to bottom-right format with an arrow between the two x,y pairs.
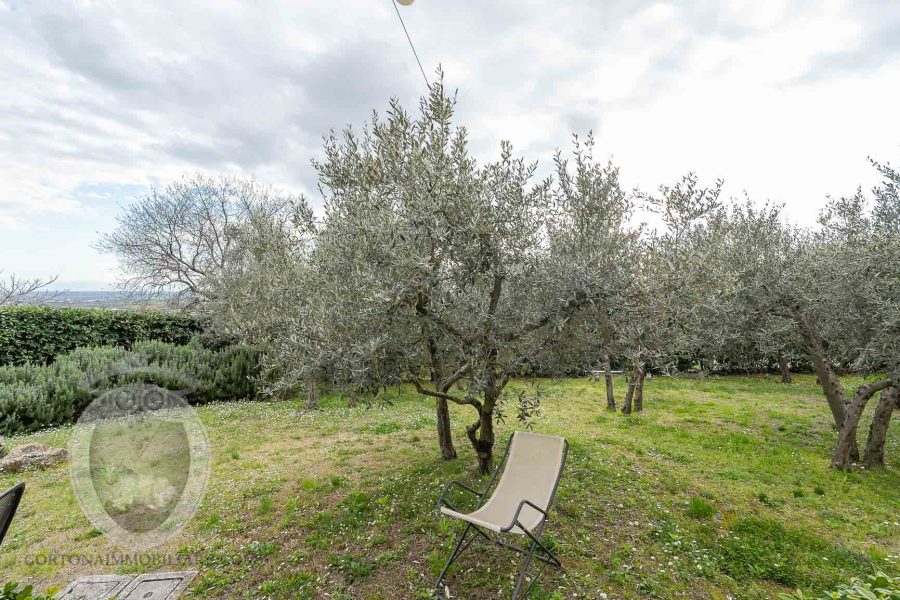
863,386 -> 897,468
417,293 -> 458,461
831,378 -> 895,469
621,384 -> 633,415
436,398 -> 457,460
779,354 -> 792,384
794,309 -> 847,428
621,360 -> 643,415
304,376 -> 320,410
468,403 -> 496,475
633,365 -> 646,412
603,353 -> 616,410
791,307 -> 859,461
432,363 -> 458,461
807,339 -> 847,428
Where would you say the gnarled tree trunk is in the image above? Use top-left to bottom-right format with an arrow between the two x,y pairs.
863,386 -> 897,468
791,306 -> 858,461
831,378 -> 895,469
621,367 -> 637,415
633,364 -> 646,412
436,398 -> 457,460
410,363 -> 472,463
304,376 -> 320,410
417,291 -> 458,461
603,353 -> 616,410
468,403 -> 496,475
779,354 -> 792,384
622,360 -> 644,414
807,340 -> 847,428
794,309 -> 846,427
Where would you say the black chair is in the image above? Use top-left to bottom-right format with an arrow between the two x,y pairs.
0,482 -> 25,546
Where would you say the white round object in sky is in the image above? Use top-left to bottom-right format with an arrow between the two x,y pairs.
396,0 -> 415,5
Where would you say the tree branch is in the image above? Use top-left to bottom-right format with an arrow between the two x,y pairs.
466,418 -> 482,448
415,298 -> 470,341
440,363 -> 471,392
487,272 -> 503,316
500,290 -> 596,343
410,378 -> 481,409
852,377 -> 896,407
0,272 -> 61,307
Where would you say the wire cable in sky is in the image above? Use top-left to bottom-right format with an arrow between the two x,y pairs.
391,0 -> 430,88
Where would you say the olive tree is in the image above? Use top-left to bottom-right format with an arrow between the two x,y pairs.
805,159 -> 898,469
614,174 -> 725,413
709,201 -> 855,436
199,197 -> 315,341
706,200 -> 805,375
542,134 -> 638,410
710,159 -> 898,468
301,83 -> 627,473
302,81 -> 483,459
195,190 -> 334,410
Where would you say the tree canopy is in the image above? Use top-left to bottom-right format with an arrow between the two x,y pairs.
100,82 -> 899,472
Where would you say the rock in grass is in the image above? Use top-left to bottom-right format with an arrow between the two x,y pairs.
0,443 -> 67,474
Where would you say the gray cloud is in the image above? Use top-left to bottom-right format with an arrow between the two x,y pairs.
292,40 -> 420,136
1,0 -> 899,230
797,0 -> 900,83
2,0 -> 899,286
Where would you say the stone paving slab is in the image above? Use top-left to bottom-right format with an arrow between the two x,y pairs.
116,571 -> 197,600
55,571 -> 197,600
55,574 -> 133,600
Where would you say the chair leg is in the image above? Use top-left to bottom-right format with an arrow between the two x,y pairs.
511,521 -> 563,599
511,538 -> 539,599
521,524 -> 563,570
436,522 -> 562,599
434,523 -> 474,598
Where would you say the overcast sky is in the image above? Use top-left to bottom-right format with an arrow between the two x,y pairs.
1,0 -> 898,289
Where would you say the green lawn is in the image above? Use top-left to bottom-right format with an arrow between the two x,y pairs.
2,375 -> 898,599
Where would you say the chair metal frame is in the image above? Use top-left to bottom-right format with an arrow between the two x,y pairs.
434,434 -> 568,599
0,482 -> 25,546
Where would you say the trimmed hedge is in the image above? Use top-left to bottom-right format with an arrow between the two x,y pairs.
0,340 -> 260,436
0,306 -> 204,366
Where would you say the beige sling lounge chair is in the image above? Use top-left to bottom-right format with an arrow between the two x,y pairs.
435,431 -> 568,599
